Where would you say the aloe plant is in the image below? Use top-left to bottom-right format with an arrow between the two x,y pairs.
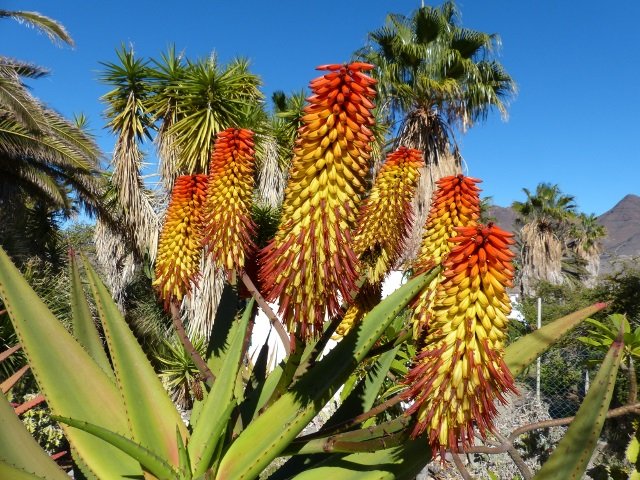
0,61 -> 619,479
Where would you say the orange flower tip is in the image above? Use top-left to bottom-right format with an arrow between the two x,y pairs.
347,62 -> 375,71
316,63 -> 343,71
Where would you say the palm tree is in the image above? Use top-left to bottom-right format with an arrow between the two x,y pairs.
357,1 -> 516,260
0,10 -> 106,262
512,183 -> 578,295
568,213 -> 606,286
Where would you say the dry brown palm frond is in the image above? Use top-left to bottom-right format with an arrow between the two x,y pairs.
93,217 -> 136,308
255,135 -> 286,209
395,108 -> 462,264
111,132 -> 160,261
155,117 -> 183,199
182,253 -> 225,339
519,221 -> 563,296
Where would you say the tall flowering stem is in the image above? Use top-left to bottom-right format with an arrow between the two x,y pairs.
202,128 -> 257,279
411,175 -> 481,336
352,146 -> 424,283
154,174 -> 208,307
260,63 -> 377,339
336,146 -> 422,337
405,223 -> 517,456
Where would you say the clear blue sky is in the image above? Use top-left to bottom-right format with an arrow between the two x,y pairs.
2,1 -> 639,216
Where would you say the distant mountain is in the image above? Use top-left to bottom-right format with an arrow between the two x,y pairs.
598,194 -> 640,267
488,194 -> 640,271
487,205 -> 518,235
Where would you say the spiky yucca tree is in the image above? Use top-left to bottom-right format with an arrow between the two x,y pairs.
101,47 -> 159,262
154,175 -> 208,307
405,223 -> 517,456
411,175 -> 481,336
202,128 -> 257,279
259,63 -> 377,339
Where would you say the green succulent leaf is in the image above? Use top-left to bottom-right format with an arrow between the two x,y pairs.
505,302 -> 608,377
323,346 -> 400,431
176,426 -> 192,480
289,436 -> 431,480
0,461 -> 52,480
188,298 -> 255,476
532,331 -> 624,479
54,415 -> 180,480
0,246 -> 142,478
81,256 -> 188,468
216,267 -> 440,480
285,417 -> 411,456
68,253 -> 114,380
0,392 -> 68,480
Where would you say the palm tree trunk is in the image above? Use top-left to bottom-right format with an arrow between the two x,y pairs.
93,217 -> 136,309
395,108 -> 462,263
182,254 -> 226,339
519,222 -> 563,296
255,136 -> 286,209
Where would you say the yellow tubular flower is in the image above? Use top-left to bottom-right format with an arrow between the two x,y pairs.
405,223 -> 518,457
154,174 -> 208,307
411,175 -> 481,336
202,128 -> 257,279
260,62 -> 377,339
352,146 -> 424,284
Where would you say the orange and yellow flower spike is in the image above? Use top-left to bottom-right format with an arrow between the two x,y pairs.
405,223 -> 517,456
202,128 -> 257,279
411,175 -> 481,336
352,146 -> 424,284
260,63 -> 377,339
154,174 -> 208,308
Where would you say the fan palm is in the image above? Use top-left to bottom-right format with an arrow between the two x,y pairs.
512,183 -> 578,295
357,1 -> 516,260
569,213 -> 606,285
0,10 -> 105,248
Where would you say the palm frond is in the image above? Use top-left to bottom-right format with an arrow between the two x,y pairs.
0,66 -> 48,132
0,159 -> 71,212
0,10 -> 74,47
0,57 -> 49,79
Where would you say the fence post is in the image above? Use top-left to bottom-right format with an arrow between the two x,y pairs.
536,297 -> 542,404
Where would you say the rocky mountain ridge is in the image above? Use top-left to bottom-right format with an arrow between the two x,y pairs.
488,194 -> 640,271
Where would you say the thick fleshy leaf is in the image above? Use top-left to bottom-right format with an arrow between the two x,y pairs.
505,303 -> 608,377
68,253 -> 114,380
0,461 -> 51,480
0,393 -> 68,480
82,256 -> 188,467
216,268 -> 440,479
532,332 -> 624,479
0,247 -> 142,478
323,346 -> 400,430
290,437 -> 431,480
188,298 -> 255,476
54,416 -> 179,480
